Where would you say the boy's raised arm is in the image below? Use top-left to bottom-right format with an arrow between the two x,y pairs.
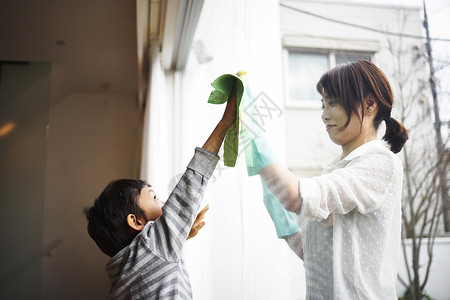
142,83 -> 237,261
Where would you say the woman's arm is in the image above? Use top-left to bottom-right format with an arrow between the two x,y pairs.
259,161 -> 302,213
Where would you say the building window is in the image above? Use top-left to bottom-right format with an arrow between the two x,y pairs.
285,49 -> 373,107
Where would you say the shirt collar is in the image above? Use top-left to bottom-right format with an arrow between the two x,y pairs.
341,139 -> 383,162
322,140 -> 386,172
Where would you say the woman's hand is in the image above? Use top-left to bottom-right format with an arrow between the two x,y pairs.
187,205 -> 210,240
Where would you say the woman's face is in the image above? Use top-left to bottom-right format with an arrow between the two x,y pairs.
321,97 -> 367,156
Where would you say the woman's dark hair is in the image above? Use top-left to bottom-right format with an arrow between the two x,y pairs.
86,179 -> 148,257
316,59 -> 408,153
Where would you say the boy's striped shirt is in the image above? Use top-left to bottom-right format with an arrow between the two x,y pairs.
106,148 -> 219,299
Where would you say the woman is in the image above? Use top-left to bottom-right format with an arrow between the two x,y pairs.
258,60 -> 408,299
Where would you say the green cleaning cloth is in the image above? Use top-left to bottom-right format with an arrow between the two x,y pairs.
261,178 -> 300,237
241,82 -> 300,238
208,72 -> 245,167
241,128 -> 277,176
240,83 -> 278,176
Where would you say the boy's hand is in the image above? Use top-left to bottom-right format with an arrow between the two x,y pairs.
202,83 -> 237,154
187,205 -> 210,240
220,83 -> 237,130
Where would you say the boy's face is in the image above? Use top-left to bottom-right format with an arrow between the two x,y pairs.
137,185 -> 164,222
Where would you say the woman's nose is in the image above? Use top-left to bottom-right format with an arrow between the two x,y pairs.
322,109 -> 330,123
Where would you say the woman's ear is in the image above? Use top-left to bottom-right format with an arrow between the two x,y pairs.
364,95 -> 377,115
127,214 -> 145,231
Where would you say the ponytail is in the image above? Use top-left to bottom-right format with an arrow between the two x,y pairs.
383,117 -> 408,153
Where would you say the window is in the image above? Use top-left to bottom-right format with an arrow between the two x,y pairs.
335,53 -> 372,65
285,49 -> 373,107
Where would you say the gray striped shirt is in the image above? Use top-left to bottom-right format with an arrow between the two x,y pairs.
106,147 -> 219,299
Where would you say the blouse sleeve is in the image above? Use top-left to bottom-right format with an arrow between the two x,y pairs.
298,151 -> 402,220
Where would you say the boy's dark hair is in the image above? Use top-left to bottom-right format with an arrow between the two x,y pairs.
86,179 -> 149,257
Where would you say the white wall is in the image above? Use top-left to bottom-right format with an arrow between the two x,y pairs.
0,62 -> 50,299
0,60 -> 141,300
41,90 -> 141,299
396,237 -> 450,300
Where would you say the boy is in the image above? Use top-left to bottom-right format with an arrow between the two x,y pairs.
86,87 -> 236,299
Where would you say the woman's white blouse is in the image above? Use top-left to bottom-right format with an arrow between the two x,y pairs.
297,140 -> 403,300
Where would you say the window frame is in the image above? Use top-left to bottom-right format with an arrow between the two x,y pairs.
283,48 -> 374,109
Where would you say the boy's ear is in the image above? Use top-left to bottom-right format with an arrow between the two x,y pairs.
127,214 -> 145,231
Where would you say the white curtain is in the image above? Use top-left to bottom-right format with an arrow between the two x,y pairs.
140,45 -> 171,199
